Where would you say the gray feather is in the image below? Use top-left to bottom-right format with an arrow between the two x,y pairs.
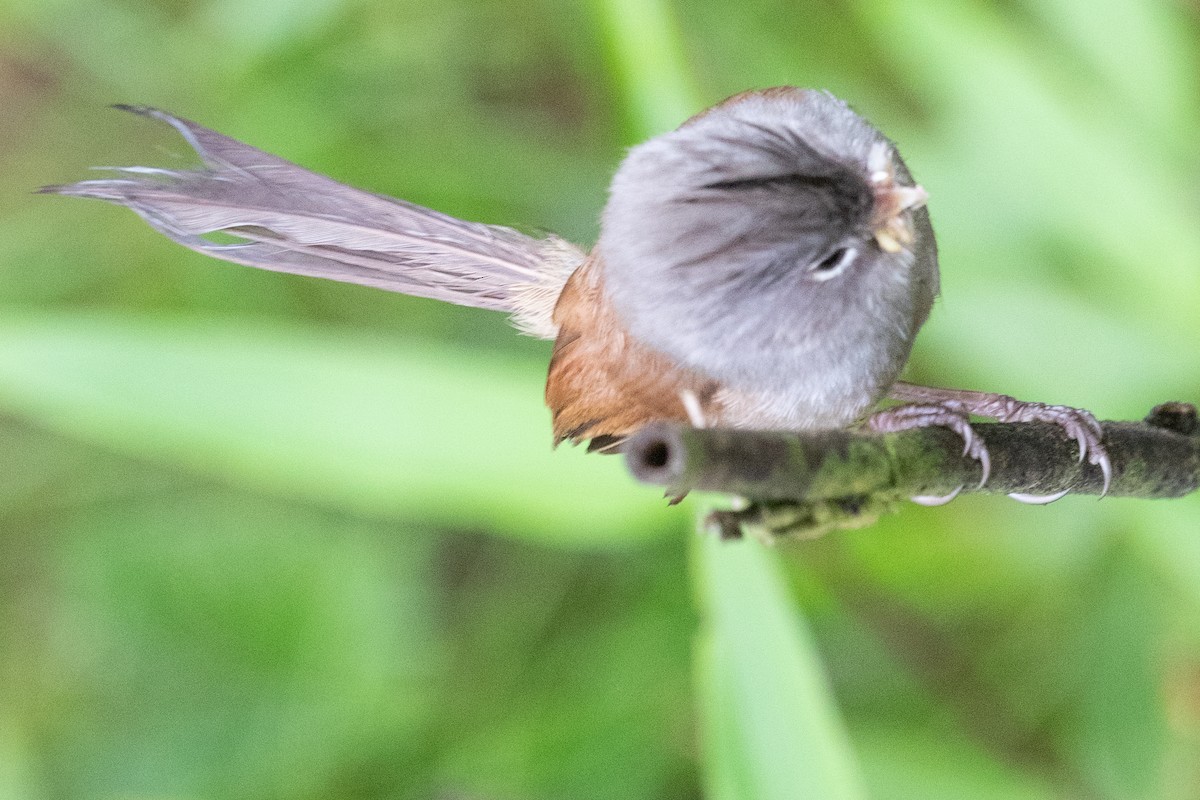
598,88 -> 939,430
40,105 -> 583,338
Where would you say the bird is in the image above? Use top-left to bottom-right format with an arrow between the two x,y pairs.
40,88 -> 1111,505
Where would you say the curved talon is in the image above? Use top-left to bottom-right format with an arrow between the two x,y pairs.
867,404 -> 991,492
1002,402 -> 1111,499
973,445 -> 991,489
665,490 -> 688,506
1095,451 -> 1113,498
943,415 -> 991,488
1008,489 -> 1071,505
1064,419 -> 1111,497
911,486 -> 963,506
956,425 -> 974,455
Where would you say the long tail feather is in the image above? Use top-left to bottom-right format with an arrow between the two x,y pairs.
40,105 -> 584,338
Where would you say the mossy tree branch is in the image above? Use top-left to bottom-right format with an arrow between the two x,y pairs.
624,403 -> 1200,541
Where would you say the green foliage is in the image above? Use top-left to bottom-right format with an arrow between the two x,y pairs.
695,533 -> 866,800
1,0 -> 1198,798
0,313 -> 672,543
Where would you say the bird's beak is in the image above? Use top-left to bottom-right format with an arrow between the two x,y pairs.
867,142 -> 928,253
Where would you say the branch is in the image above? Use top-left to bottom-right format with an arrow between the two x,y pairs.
623,403 -> 1200,541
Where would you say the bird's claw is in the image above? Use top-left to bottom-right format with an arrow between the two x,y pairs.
1008,489 -> 1071,505
869,395 -> 1112,506
867,404 -> 991,502
993,402 -> 1111,497
911,486 -> 963,506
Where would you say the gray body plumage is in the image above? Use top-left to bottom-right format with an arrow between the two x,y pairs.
600,90 -> 938,428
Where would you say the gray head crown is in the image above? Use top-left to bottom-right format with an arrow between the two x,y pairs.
598,88 -> 935,394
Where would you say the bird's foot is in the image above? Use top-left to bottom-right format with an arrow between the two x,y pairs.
866,404 -> 990,505
885,383 -> 1112,503
976,399 -> 1111,498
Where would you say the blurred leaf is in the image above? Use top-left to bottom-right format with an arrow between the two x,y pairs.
1017,0 -> 1200,150
436,541 -> 696,798
1060,541 -> 1169,800
590,0 -> 699,136
8,0 -> 235,96
855,725 -> 1059,800
914,279 -> 1197,417
0,716 -> 39,800
199,0 -> 350,55
35,492 -> 440,799
861,0 -> 1200,331
1128,502 -> 1200,618
694,533 -> 867,800
0,312 -> 678,544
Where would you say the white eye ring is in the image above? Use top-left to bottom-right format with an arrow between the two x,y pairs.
808,246 -> 857,281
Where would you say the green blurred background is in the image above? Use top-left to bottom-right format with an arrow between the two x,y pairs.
2,0 -> 1200,798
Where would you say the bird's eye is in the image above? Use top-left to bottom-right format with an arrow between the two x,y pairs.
808,246 -> 856,280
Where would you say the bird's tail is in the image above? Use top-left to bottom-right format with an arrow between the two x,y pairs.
39,106 -> 584,339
